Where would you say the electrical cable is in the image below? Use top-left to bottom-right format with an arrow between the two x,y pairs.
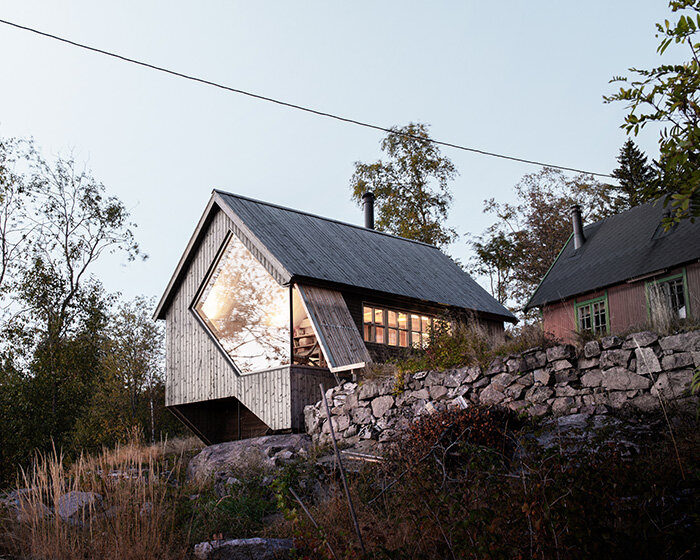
0,17 -> 614,178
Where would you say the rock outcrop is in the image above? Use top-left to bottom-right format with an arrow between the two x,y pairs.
193,537 -> 293,560
187,434 -> 311,481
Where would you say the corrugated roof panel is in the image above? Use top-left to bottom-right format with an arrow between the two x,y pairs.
216,191 -> 515,321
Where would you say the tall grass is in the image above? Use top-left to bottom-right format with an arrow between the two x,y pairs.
647,282 -> 683,335
0,439 -> 191,560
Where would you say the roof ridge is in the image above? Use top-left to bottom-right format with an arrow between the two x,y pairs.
212,188 -> 439,249
582,199 -> 664,231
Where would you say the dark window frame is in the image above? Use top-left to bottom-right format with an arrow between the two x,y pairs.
362,303 -> 442,348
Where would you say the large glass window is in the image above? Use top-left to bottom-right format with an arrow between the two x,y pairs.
363,304 -> 444,348
576,296 -> 608,336
194,234 -> 290,373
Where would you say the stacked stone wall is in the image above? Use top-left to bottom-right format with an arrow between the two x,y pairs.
304,330 -> 700,446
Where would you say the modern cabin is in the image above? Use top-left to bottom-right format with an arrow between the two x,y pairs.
525,202 -> 700,343
155,190 -> 516,444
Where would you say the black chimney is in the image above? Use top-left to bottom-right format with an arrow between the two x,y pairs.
362,192 -> 375,229
570,204 -> 585,250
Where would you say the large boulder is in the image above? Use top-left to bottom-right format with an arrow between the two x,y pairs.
601,368 -> 651,391
583,340 -> 601,358
187,434 -> 311,481
659,331 -> 700,352
546,344 -> 575,362
194,538 -> 293,560
599,349 -> 632,370
635,347 -> 661,375
371,395 -> 394,418
622,331 -> 659,349
57,491 -> 102,522
480,383 -> 506,405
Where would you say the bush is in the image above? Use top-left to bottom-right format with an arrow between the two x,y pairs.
287,411 -> 699,560
396,321 -> 493,374
390,405 -> 520,467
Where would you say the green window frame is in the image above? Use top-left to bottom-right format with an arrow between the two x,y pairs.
645,269 -> 690,320
574,294 -> 609,336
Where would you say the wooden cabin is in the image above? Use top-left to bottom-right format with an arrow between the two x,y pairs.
525,202 -> 700,343
154,190 -> 516,444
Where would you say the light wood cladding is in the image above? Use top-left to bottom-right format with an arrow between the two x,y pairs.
297,285 -> 372,372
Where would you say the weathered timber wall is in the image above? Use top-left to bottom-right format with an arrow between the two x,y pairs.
542,262 -> 700,344
164,208 -> 293,430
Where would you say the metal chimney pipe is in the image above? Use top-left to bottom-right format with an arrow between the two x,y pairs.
570,204 -> 585,250
362,192 -> 375,229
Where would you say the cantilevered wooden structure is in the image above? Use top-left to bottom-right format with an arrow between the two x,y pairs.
155,190 -> 516,444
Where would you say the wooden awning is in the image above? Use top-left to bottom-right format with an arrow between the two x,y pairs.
296,285 -> 372,373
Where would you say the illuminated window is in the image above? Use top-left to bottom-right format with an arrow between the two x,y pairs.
194,234 -> 290,373
362,304 -> 441,348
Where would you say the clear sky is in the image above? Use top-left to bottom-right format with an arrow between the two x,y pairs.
0,1 -> 676,305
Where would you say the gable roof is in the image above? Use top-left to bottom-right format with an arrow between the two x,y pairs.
526,201 -> 700,309
155,190 -> 516,322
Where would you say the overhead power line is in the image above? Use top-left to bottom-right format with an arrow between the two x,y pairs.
0,17 -> 614,178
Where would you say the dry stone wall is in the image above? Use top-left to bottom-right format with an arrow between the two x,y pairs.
304,330 -> 700,446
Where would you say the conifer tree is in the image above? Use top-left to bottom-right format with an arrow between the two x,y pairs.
611,139 -> 656,209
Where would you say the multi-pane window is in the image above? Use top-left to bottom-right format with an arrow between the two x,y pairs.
576,297 -> 608,336
648,275 -> 687,319
363,304 -> 442,348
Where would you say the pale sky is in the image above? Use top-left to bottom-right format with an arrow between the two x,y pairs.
0,1 -> 675,305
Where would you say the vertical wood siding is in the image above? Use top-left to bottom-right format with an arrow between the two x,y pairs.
542,300 -> 577,343
543,261 -> 700,341
290,366 -> 339,431
686,261 -> 700,317
297,285 -> 372,371
164,208 -> 292,431
608,282 -> 647,332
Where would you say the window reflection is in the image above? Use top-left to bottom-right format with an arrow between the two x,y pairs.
363,304 -> 443,349
194,234 -> 290,373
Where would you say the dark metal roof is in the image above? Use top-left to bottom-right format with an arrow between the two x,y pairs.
215,191 -> 516,321
526,201 -> 700,309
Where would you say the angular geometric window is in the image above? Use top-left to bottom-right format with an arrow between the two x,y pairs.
193,234 -> 290,373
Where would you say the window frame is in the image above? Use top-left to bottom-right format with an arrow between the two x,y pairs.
645,269 -> 690,320
574,293 -> 610,336
362,302 -> 441,349
190,231 -> 292,374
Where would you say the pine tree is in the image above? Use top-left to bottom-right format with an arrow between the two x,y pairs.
611,139 -> 657,209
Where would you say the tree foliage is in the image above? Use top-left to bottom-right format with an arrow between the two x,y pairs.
470,168 -> 617,313
350,123 -> 458,248
611,139 -> 657,209
0,137 -> 180,483
72,297 -> 177,451
605,0 -> 700,222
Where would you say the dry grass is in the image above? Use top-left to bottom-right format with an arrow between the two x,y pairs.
0,439 -> 192,560
271,410 -> 699,560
